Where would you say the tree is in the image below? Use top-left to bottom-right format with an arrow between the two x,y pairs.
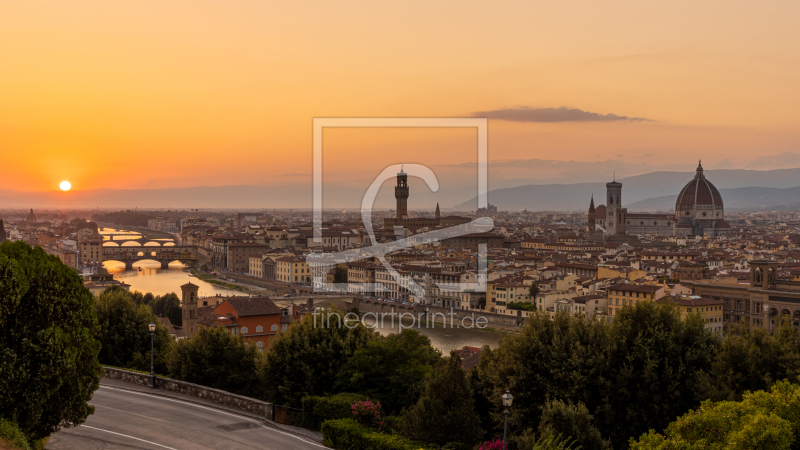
593,301 -> 717,447
537,399 -> 611,450
167,327 -> 261,397
258,309 -> 375,406
333,266 -> 348,283
470,302 -> 718,449
631,380 -> 800,450
94,288 -> 172,374
402,352 -> 483,448
336,329 -> 441,414
150,293 -> 182,327
695,320 -> 800,402
529,282 -> 540,299
0,241 -> 103,441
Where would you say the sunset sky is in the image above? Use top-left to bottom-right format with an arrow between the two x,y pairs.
2,1 -> 799,194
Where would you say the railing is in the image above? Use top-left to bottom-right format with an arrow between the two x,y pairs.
273,405 -> 304,426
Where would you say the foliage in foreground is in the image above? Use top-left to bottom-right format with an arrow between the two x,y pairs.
0,242 -> 103,441
402,352 -> 484,448
167,326 -> 262,397
258,309 -> 376,406
631,379 -> 800,450
336,329 -> 441,414
94,287 -> 173,374
321,418 -> 430,450
302,393 -> 368,431
470,301 -> 717,448
0,418 -> 32,450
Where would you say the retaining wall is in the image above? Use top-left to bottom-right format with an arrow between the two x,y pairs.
103,367 -> 274,420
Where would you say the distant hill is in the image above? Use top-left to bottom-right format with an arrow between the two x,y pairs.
5,167 -> 800,211
456,168 -> 800,211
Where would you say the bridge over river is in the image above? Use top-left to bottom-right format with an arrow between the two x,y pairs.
102,244 -> 198,270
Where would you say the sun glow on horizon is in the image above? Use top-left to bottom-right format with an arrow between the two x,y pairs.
60,181 -> 71,191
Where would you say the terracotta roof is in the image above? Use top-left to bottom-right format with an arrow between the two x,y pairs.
225,297 -> 281,316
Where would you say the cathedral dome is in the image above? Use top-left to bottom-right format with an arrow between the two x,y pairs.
675,162 -> 723,209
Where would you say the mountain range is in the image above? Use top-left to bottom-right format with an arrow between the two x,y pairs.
3,167 -> 800,212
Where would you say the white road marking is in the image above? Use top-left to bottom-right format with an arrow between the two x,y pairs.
98,385 -> 327,448
80,425 -> 177,450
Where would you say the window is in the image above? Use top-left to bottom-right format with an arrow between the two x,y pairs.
256,325 -> 263,332
241,327 -> 248,334
271,324 -> 278,331
256,341 -> 263,349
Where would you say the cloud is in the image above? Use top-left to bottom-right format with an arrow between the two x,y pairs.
472,106 -> 652,123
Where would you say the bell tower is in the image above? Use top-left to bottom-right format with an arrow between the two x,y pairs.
587,195 -> 596,234
606,175 -> 622,235
395,166 -> 409,219
181,282 -> 200,337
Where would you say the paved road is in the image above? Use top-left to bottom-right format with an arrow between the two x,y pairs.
48,383 -> 326,450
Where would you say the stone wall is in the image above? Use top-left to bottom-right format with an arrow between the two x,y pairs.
104,367 -> 273,420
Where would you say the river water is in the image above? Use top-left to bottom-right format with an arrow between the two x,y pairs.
100,228 -> 504,351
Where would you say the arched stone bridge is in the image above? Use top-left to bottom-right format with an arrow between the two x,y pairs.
103,238 -> 177,247
102,245 -> 198,270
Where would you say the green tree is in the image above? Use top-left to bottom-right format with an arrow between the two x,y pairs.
336,329 -> 440,414
696,320 -> 800,402
167,327 -> 261,397
537,399 -> 611,450
258,309 -> 375,406
94,288 -> 172,374
470,302 -> 718,449
0,241 -> 103,441
631,380 -> 800,450
402,352 -> 483,448
333,266 -> 348,283
529,282 -> 540,299
594,301 -> 717,447
150,293 -> 182,327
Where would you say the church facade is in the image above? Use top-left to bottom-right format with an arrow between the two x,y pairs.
588,162 -> 731,238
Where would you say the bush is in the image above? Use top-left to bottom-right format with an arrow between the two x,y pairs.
631,380 -> 800,449
0,418 -> 31,450
352,400 -> 385,431
321,418 -> 430,450
507,302 -> 536,311
302,393 -> 367,431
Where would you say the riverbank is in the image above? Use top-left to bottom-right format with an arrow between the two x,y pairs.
189,270 -> 266,294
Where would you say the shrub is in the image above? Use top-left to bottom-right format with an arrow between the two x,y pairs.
474,439 -> 503,450
321,418 -> 430,450
352,400 -> 385,431
507,302 -> 536,311
0,418 -> 31,450
302,393 -> 367,431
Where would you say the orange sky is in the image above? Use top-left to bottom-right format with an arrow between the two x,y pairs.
1,0 -> 799,192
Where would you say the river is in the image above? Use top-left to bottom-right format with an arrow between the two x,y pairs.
100,227 -> 504,351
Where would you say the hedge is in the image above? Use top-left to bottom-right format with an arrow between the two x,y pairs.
321,418 -> 430,450
302,392 -> 367,431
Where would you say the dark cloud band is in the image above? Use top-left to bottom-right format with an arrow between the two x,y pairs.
472,106 -> 651,123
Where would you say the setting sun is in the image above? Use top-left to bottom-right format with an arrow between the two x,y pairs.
60,181 -> 71,191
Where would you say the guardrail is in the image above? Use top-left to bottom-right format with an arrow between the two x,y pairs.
103,367 -> 274,420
